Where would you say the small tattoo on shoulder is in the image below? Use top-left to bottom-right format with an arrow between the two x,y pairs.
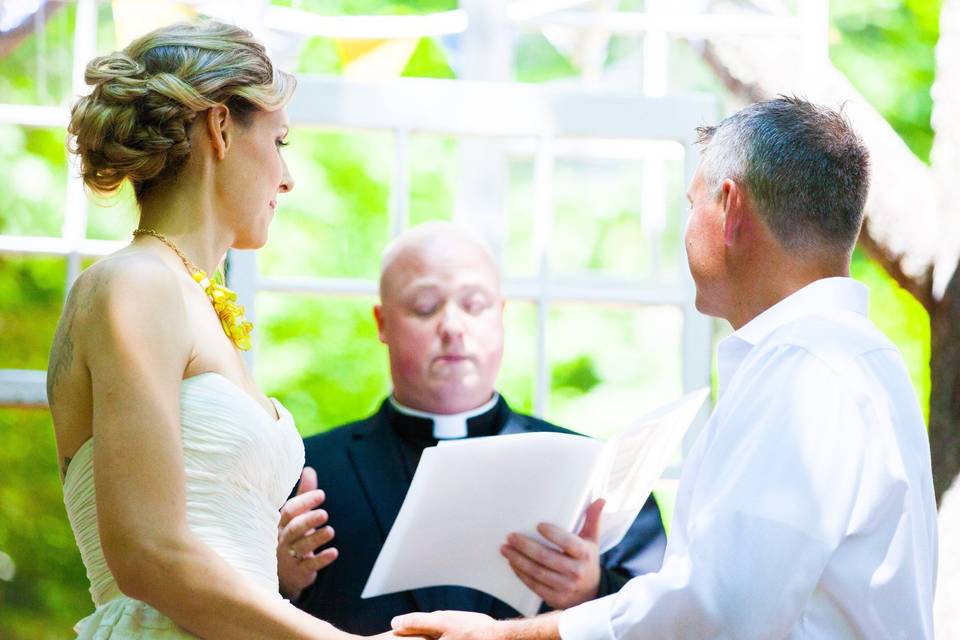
47,277 -> 92,407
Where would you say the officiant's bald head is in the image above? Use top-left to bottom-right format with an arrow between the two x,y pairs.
375,222 -> 505,414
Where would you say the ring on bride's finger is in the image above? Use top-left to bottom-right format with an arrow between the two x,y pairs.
287,546 -> 300,560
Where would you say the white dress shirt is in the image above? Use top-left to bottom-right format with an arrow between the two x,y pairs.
559,277 -> 938,639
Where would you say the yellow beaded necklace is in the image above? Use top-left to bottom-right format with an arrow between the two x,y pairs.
133,228 -> 254,351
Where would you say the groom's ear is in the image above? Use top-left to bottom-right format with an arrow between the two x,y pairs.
721,178 -> 745,247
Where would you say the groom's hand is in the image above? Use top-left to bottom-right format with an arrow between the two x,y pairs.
392,611 -> 497,640
501,498 -> 604,609
277,466 -> 338,599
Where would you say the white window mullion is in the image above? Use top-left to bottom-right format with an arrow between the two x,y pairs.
257,275 -> 377,297
532,136 -> 554,418
226,249 -> 260,369
63,0 -> 98,288
0,370 -> 47,408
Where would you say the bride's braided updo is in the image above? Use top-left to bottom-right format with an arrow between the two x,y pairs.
68,20 -> 295,200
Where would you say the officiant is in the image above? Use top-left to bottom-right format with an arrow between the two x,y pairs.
276,221 -> 666,634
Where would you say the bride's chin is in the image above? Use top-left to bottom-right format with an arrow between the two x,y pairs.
231,234 -> 269,251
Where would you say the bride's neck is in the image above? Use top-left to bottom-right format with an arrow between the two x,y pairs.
137,186 -> 233,275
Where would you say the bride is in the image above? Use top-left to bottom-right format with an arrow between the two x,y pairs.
48,19 -> 366,639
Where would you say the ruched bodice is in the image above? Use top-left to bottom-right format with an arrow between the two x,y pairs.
63,372 -> 304,637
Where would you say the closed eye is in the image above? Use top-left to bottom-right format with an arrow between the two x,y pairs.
461,294 -> 493,315
412,301 -> 442,317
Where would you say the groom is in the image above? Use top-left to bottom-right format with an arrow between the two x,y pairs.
276,222 -> 667,634
391,98 -> 939,639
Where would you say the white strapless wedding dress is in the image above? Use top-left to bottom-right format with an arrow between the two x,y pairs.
63,372 -> 305,638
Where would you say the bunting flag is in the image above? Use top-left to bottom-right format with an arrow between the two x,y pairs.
334,37 -> 419,79
111,3 -> 441,80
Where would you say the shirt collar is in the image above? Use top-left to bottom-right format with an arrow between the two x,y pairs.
389,392 -> 501,439
716,277 -> 869,397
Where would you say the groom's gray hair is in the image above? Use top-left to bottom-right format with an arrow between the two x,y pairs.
696,96 -> 870,255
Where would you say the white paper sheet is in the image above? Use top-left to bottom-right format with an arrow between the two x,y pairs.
594,387 -> 711,552
361,388 -> 710,616
362,432 -> 605,616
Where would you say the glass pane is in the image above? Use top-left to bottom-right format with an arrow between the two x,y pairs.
0,125 -> 67,237
259,129 -> 391,280
550,156 -> 647,279
545,303 -> 684,439
0,256 -> 67,370
654,149 -> 688,280
505,143 -> 689,282
255,293 -> 390,437
504,156 -> 537,278
496,300 -> 538,415
408,133 -> 457,226
497,143 -> 690,286
605,34 -> 644,82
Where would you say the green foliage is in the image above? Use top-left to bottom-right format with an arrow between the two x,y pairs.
549,156 -> 687,280
546,304 -> 684,439
498,302 -> 538,414
552,354 -> 602,394
0,125 -> 66,237
402,38 -> 456,79
408,134 -> 457,225
515,33 -> 578,83
261,129 -> 391,279
0,258 -> 65,370
258,294 -> 391,436
0,410 -> 89,639
296,36 -> 344,74
850,247 -> 931,414
85,183 -> 140,241
831,0 -> 942,162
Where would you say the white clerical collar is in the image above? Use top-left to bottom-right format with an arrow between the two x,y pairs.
389,393 -> 500,439
716,277 -> 868,397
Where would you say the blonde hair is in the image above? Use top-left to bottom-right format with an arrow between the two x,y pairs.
68,20 -> 295,200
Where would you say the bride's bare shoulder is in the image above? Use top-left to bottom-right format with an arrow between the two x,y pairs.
57,250 -> 190,353
76,249 -> 186,306
47,250 -> 190,410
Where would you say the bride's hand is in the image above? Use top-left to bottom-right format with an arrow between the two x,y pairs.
277,466 -> 339,599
